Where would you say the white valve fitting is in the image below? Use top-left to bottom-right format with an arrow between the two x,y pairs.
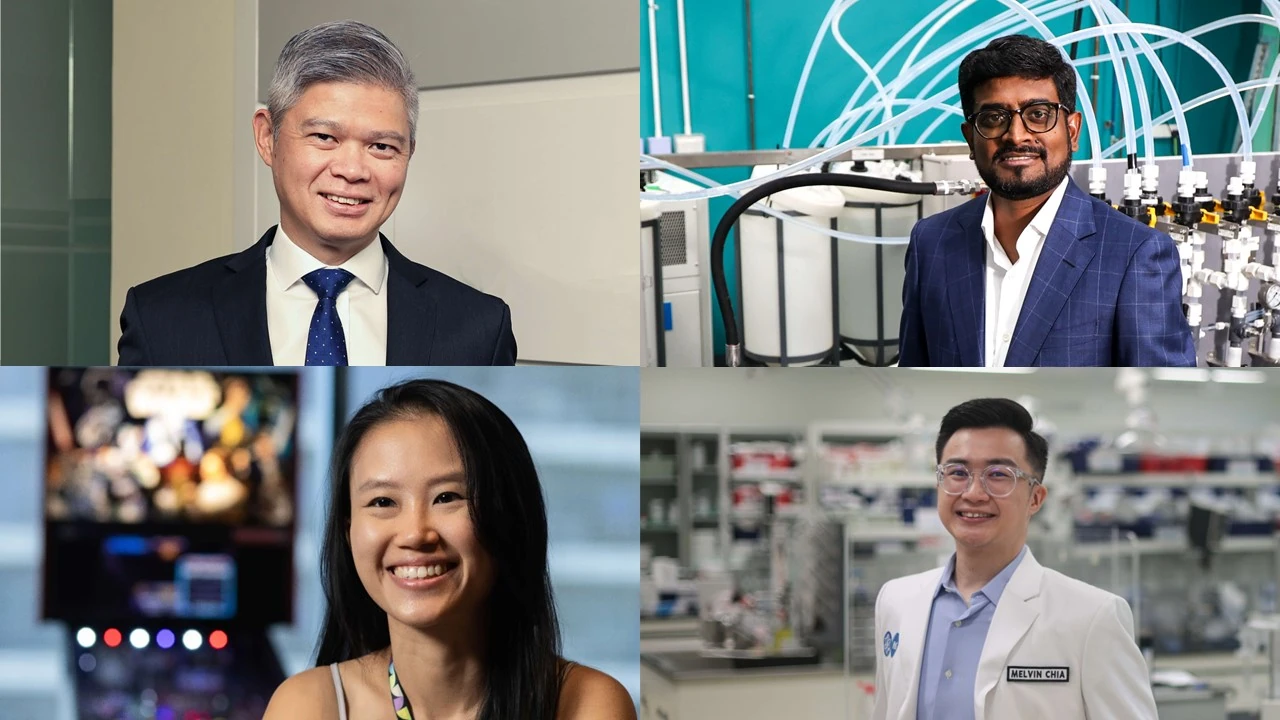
1178,169 -> 1197,199
1141,164 -> 1160,195
1187,302 -> 1203,329
1088,166 -> 1107,197
1123,170 -> 1142,201
1241,160 -> 1257,188
1244,262 -> 1277,283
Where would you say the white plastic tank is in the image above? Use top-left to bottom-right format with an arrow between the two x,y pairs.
641,199 -> 662,366
739,165 -> 845,365
831,160 -> 925,364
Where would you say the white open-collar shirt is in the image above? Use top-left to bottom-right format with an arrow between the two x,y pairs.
980,175 -> 1070,367
264,226 -> 389,366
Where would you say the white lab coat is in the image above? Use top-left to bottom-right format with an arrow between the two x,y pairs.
870,548 -> 1157,720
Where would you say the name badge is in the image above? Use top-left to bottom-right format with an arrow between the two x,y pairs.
1006,666 -> 1070,682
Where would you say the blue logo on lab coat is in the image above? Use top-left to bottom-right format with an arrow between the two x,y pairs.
883,631 -> 900,657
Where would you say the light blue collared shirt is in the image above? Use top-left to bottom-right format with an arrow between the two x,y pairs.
915,546 -> 1027,720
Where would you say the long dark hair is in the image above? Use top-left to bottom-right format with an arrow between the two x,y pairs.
315,379 -> 565,719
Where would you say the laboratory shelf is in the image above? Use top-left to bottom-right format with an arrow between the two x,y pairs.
1073,473 -> 1278,488
825,472 -> 937,489
1069,536 -> 1276,557
641,524 -> 679,533
845,526 -> 948,542
730,469 -> 804,483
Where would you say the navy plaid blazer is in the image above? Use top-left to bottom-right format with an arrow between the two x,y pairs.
898,179 -> 1196,367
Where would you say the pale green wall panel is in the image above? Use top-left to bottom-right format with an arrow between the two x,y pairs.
1,0 -> 111,365
70,250 -> 111,364
1,250 -> 70,364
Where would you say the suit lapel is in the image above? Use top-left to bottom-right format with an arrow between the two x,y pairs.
974,550 -> 1044,720
947,206 -> 986,366
383,236 -> 438,365
894,570 -> 944,720
213,228 -> 275,365
1004,184 -> 1097,367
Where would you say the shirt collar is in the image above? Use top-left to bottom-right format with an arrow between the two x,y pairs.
936,545 -> 1028,605
266,225 -> 387,294
980,174 -> 1071,259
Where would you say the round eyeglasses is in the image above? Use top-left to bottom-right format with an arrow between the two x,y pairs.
935,463 -> 1039,498
967,102 -> 1068,140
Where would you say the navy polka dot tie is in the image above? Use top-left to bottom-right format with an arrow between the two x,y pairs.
302,268 -> 355,366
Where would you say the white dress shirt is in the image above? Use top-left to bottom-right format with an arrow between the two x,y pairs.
265,227 -> 388,366
981,176 -> 1070,367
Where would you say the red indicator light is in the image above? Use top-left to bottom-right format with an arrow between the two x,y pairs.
103,628 -> 122,648
208,630 -> 228,650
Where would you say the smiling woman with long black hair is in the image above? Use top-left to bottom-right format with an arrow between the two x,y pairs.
263,379 -> 634,719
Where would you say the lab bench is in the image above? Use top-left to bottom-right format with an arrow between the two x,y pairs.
640,651 -> 849,720
640,617 -> 704,654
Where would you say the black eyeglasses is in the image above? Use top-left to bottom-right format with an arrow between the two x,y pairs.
967,102 -> 1069,139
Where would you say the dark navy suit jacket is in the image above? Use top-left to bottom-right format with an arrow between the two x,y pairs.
898,179 -> 1196,367
117,227 -> 516,366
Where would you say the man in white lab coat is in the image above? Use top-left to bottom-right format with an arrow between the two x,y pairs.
871,398 -> 1156,720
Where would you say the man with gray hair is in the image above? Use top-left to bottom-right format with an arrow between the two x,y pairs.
117,21 -> 516,366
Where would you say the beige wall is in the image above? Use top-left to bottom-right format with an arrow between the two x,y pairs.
403,72 -> 640,365
111,0 -> 258,361
257,0 -> 638,93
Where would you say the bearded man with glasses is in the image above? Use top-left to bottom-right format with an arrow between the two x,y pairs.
871,398 -> 1156,720
897,34 -> 1195,368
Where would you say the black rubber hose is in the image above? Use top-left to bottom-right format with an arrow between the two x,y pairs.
712,173 -> 940,356
1067,8 -> 1085,60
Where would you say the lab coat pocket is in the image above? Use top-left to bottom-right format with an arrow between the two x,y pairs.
992,665 -> 1080,718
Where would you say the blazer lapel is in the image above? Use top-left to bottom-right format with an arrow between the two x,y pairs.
1004,184 -> 1097,367
213,228 -> 275,365
947,206 -> 986,366
383,235 -> 439,365
974,550 -> 1044,719
894,569 -> 945,720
